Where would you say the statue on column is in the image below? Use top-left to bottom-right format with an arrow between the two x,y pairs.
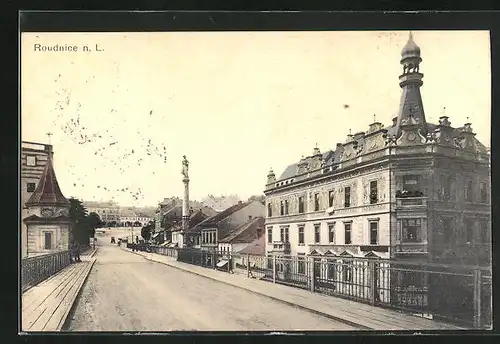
181,155 -> 189,179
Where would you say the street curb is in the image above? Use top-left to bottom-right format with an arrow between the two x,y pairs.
89,248 -> 98,258
58,258 -> 97,331
124,248 -> 371,330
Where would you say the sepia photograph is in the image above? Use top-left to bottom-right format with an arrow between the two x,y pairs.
19,24 -> 492,333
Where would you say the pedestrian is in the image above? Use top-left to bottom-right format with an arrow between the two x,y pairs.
69,242 -> 74,263
75,243 -> 82,262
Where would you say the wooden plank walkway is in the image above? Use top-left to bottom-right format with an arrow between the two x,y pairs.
123,248 -> 464,331
21,257 -> 96,332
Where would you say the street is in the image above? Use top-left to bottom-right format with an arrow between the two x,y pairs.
65,231 -> 357,331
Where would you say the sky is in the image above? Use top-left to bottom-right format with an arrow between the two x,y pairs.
21,30 -> 491,207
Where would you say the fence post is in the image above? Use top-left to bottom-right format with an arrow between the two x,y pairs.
246,254 -> 250,277
473,268 -> 483,329
309,257 -> 315,292
369,261 -> 376,305
227,252 -> 231,273
272,255 -> 276,283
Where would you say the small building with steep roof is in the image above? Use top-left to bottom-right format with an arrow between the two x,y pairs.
22,145 -> 71,256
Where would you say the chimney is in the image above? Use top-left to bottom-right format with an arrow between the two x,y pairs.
238,201 -> 242,204
248,215 -> 253,220
336,143 -> 343,148
392,117 -> 397,126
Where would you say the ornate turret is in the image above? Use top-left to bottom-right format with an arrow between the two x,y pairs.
395,32 -> 428,144
267,168 -> 276,184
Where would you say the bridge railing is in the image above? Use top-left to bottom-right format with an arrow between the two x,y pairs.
128,245 -> 492,329
21,250 -> 71,292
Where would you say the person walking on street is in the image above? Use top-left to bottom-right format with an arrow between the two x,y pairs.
75,243 -> 81,262
69,242 -> 75,263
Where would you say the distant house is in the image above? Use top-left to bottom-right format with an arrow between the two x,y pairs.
192,201 -> 265,251
218,216 -> 265,254
170,208 -> 212,248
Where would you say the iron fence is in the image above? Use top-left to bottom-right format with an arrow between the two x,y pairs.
129,245 -> 492,329
21,250 -> 70,292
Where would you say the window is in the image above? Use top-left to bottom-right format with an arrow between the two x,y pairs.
369,221 -> 379,245
442,175 -> 452,200
314,224 -> 321,243
480,182 -> 487,203
298,226 -> 305,244
44,232 -> 52,250
479,219 -> 489,243
284,200 -> 289,215
344,223 -> 352,244
343,261 -> 353,282
298,255 -> 306,274
465,219 -> 474,244
328,223 -> 335,243
370,181 -> 378,204
284,227 -> 289,243
267,227 -> 273,243
403,175 -> 421,191
267,203 -> 272,217
280,201 -> 284,216
26,156 -> 36,166
402,219 -> 421,242
328,262 -> 337,281
464,180 -> 474,202
344,187 -> 351,208
280,227 -> 285,242
27,182 -> 36,192
298,196 -> 305,213
329,190 -> 334,207
402,271 -> 423,287
314,193 -> 320,211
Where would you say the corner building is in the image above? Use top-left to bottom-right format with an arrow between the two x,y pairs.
264,33 -> 491,268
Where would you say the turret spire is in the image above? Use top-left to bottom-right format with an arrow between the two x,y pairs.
394,31 -> 427,139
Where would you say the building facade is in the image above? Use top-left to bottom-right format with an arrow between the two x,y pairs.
264,33 -> 491,265
263,33 -> 491,307
83,201 -> 121,224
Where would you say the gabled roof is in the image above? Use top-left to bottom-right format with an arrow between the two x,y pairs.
25,157 -> 69,207
238,235 -> 266,255
195,201 -> 250,228
219,217 -> 265,244
323,250 -> 337,256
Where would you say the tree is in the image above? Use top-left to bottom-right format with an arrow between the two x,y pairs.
69,197 -> 89,246
85,212 -> 101,238
141,221 -> 155,241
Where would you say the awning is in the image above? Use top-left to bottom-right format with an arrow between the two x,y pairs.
216,260 -> 228,268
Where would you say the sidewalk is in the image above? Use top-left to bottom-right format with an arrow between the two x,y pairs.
122,247 -> 463,331
21,254 -> 97,332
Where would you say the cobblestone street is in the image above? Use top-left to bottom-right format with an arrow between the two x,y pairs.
65,234 -> 356,331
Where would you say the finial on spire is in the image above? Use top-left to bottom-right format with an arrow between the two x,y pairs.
349,128 -> 352,135
373,114 -> 376,123
46,132 -> 53,144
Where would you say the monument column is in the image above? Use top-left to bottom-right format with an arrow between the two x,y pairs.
181,155 -> 190,247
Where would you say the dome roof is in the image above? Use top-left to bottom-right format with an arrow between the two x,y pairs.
401,32 -> 421,59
